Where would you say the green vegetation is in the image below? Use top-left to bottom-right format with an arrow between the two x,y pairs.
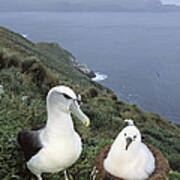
0,26 -> 180,179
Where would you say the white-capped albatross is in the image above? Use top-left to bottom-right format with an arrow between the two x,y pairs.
103,119 -> 155,180
17,86 -> 90,180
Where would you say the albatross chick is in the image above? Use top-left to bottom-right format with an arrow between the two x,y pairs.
104,119 -> 155,180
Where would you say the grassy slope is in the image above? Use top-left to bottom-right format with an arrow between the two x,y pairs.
0,26 -> 180,180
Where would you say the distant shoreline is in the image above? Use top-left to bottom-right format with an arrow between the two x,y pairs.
0,9 -> 180,13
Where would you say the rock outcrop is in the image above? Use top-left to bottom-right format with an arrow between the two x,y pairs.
69,56 -> 96,78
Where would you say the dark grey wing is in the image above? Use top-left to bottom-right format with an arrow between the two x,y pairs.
17,128 -> 44,161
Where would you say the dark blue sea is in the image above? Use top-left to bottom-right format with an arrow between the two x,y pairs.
0,12 -> 180,124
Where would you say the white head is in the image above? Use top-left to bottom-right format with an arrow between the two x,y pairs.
117,119 -> 141,151
47,85 -> 90,127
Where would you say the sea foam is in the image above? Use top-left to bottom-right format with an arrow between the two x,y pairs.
92,72 -> 108,82
22,34 -> 28,38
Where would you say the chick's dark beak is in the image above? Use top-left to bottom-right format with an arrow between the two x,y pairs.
125,137 -> 133,150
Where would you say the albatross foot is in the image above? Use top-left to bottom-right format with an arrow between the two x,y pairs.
36,174 -> 42,180
64,170 -> 74,180
64,170 -> 69,180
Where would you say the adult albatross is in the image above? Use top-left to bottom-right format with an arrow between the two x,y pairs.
17,86 -> 90,180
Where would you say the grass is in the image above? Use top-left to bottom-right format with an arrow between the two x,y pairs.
0,26 -> 180,179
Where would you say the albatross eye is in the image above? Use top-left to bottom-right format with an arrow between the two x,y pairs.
133,135 -> 137,139
124,133 -> 127,136
62,93 -> 72,100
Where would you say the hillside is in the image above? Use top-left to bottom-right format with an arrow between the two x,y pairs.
0,26 -> 180,180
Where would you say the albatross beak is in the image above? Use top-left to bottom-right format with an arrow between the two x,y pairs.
70,100 -> 90,127
125,137 -> 133,150
85,118 -> 90,128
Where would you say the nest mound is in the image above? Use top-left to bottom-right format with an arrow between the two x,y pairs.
93,144 -> 169,180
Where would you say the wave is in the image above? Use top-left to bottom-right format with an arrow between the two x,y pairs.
22,34 -> 28,38
92,72 -> 108,82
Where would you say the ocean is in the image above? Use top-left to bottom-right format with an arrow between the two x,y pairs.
0,12 -> 180,124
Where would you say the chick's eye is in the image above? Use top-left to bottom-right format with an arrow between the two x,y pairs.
124,133 -> 127,136
133,135 -> 137,139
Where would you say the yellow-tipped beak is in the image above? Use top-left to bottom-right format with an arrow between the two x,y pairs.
85,119 -> 90,127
